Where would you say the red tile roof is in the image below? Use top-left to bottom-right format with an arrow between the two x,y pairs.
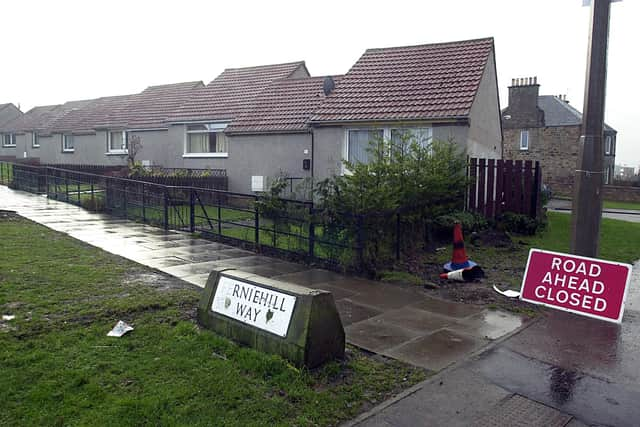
226,76 -> 343,134
167,61 -> 308,123
310,38 -> 494,123
100,81 -> 204,130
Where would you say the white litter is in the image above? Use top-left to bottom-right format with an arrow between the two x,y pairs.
2,315 -> 15,321
493,285 -> 521,298
107,320 -> 134,337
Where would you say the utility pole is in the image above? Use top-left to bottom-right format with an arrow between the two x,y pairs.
571,0 -> 612,257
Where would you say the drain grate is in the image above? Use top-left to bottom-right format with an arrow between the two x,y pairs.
474,394 -> 572,427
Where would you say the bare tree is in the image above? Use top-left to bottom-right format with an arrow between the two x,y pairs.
127,134 -> 143,168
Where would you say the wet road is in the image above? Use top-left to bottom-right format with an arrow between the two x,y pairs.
547,199 -> 640,223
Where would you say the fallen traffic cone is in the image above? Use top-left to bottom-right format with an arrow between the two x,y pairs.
439,266 -> 485,282
443,221 -> 477,272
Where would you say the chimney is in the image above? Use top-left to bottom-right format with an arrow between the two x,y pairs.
504,76 -> 543,128
323,76 -> 335,96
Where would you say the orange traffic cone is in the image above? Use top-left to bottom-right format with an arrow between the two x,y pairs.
443,222 -> 477,272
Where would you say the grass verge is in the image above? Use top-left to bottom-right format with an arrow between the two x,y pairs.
0,215 -> 425,426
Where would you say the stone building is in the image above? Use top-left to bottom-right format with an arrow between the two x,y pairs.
502,77 -> 616,196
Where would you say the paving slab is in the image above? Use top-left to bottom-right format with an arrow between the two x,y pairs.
335,299 -> 382,326
273,269 -> 345,286
347,286 -> 421,311
345,318 -> 423,353
384,329 -> 487,371
410,296 -> 484,319
310,283 -> 358,301
448,309 -> 527,340
373,307 -> 456,333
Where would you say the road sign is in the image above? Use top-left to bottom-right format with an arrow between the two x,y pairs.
520,249 -> 632,323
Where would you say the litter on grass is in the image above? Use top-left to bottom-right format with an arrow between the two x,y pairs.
107,320 -> 134,337
493,285 -> 521,298
2,315 -> 15,321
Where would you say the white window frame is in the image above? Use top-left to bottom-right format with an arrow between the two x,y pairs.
605,135 -> 612,155
2,133 -> 16,147
342,126 -> 433,174
183,123 -> 229,158
107,130 -> 128,154
62,134 -> 75,152
520,130 -> 529,150
32,132 -> 40,148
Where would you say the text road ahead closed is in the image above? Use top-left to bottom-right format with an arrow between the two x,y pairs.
520,249 -> 632,323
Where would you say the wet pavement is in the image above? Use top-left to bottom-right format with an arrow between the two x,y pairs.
0,186 -> 527,373
356,262 -> 640,427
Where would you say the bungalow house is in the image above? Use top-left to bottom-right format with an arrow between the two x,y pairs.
309,37 -> 503,182
45,81 -> 203,166
0,101 -> 92,162
502,77 -> 617,195
1,37 -> 504,195
161,61 -> 311,192
0,103 -> 22,157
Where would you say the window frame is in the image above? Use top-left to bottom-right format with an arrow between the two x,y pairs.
107,130 -> 128,154
2,133 -> 16,147
520,130 -> 529,150
32,132 -> 40,148
62,134 -> 75,153
605,135 -> 612,155
343,126 -> 433,173
183,123 -> 229,158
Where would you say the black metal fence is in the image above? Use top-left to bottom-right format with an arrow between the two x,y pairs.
0,161 -> 366,271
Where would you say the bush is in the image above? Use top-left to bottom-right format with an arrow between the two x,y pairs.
432,211 -> 489,238
496,212 -> 545,235
81,197 -> 105,212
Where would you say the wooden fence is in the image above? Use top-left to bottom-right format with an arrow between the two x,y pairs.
467,158 -> 542,219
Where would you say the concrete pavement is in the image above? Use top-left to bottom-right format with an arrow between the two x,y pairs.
0,185 -> 527,374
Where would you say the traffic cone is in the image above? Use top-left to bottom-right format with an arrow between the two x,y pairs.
439,266 -> 485,282
443,222 -> 477,272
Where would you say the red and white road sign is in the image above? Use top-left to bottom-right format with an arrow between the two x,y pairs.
520,249 -> 632,323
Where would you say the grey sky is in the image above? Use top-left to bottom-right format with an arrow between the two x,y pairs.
2,0 -> 638,168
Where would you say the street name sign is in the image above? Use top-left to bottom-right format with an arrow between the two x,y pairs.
198,269 -> 345,367
211,275 -> 297,338
520,249 -> 632,323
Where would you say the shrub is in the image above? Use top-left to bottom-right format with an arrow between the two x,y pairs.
432,211 -> 489,238
314,135 -> 469,272
496,212 -> 545,235
81,197 -> 105,212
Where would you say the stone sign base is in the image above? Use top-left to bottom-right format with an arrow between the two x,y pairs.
197,269 -> 345,368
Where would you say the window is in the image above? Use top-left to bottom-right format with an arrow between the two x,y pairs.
390,128 -> 433,155
520,130 -> 529,150
184,123 -> 228,157
32,132 -> 40,148
605,135 -> 612,155
2,133 -> 16,147
347,129 -> 383,164
345,127 -> 433,166
604,166 -> 611,185
108,131 -> 128,153
62,134 -> 74,152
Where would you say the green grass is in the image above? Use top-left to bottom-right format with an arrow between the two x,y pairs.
521,211 -> 640,264
603,200 -> 640,211
0,216 -> 425,426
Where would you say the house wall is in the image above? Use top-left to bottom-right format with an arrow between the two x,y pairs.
129,129 -> 170,167
311,123 -> 472,183
503,125 -> 616,196
467,50 -> 502,159
160,124 -> 311,193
